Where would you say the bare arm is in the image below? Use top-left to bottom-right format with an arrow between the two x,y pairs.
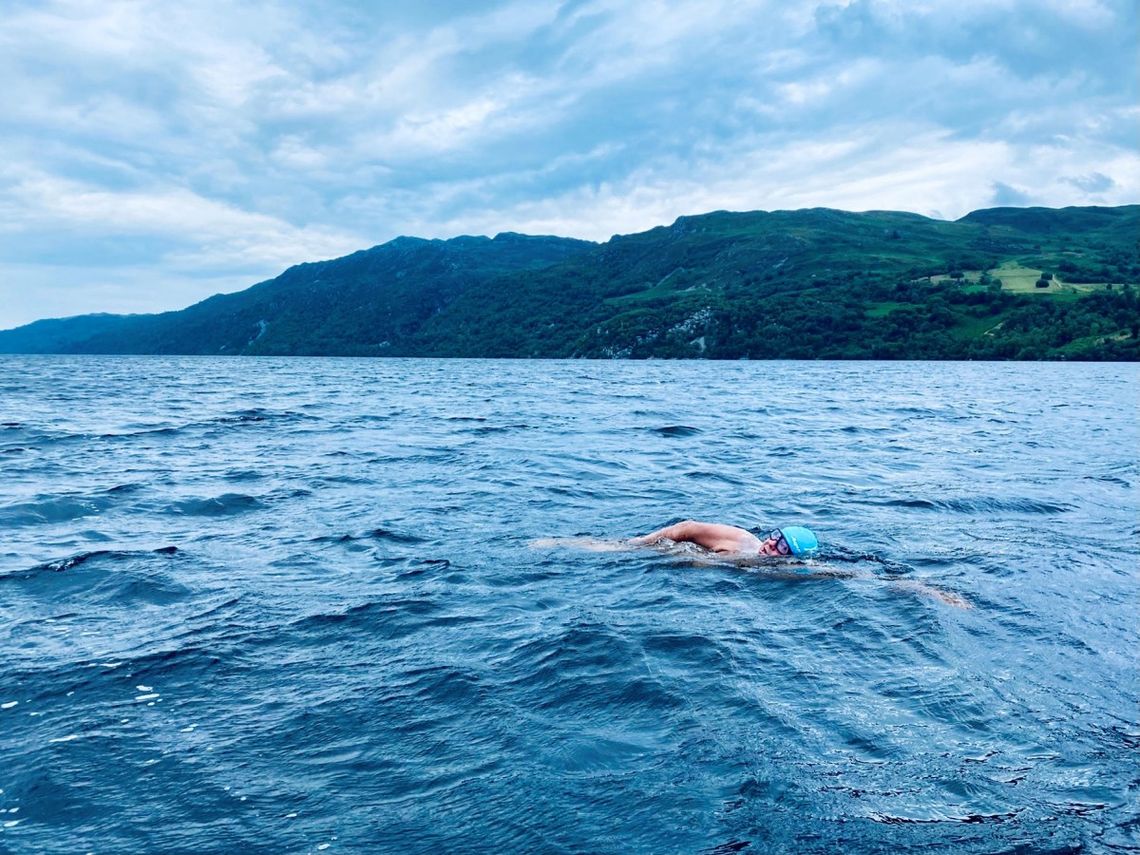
629,520 -> 694,544
631,520 -> 759,554
528,537 -> 633,552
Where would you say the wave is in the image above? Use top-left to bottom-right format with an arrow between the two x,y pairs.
650,425 -> 702,437
0,482 -> 159,527
0,427 -> 81,449
1083,474 -> 1131,487
396,558 -> 452,579
309,527 -> 427,546
861,496 -> 1073,514
213,407 -> 314,425
1,641 -> 226,710
683,470 -> 745,485
838,424 -> 894,434
281,598 -> 447,647
396,664 -> 487,708
867,810 -> 1021,825
99,426 -> 180,440
0,493 -> 121,526
34,408 -> 321,447
223,468 -> 265,482
460,424 -> 532,435
2,546 -> 189,607
891,406 -> 949,416
702,840 -> 752,855
5,545 -> 180,580
165,493 -> 263,516
759,444 -> 797,457
365,527 -> 427,544
500,621 -> 686,716
640,632 -> 732,670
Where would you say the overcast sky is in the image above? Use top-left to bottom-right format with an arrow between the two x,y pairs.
1,0 -> 1136,329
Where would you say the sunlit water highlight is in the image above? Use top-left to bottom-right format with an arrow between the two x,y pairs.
1,356 -> 1137,853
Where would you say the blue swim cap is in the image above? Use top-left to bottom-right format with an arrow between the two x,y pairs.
780,526 -> 819,557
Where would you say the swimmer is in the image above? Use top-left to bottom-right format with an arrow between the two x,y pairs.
630,520 -> 819,558
529,522 -> 818,558
530,522 -> 970,608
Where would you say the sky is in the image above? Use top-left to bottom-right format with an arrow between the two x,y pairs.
1,0 -> 1137,329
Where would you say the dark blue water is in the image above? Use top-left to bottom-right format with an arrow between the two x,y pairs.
1,357 -> 1137,854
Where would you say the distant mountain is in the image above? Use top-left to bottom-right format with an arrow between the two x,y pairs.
3,205 -> 1138,360
0,232 -> 592,357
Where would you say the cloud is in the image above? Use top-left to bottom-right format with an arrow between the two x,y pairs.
1063,172 -> 1116,193
0,166 -> 364,269
0,0 -> 1136,329
329,119 -> 1140,244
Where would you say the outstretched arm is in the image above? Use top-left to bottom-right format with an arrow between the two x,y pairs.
528,537 -> 633,552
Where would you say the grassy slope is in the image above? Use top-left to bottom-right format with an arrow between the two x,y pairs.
410,206 -> 1139,359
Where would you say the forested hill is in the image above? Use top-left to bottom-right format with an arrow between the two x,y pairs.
3,205 -> 1138,360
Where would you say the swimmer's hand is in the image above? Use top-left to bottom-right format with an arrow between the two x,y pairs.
889,579 -> 972,609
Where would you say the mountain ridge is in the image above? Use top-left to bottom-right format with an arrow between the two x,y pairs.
3,205 -> 1138,360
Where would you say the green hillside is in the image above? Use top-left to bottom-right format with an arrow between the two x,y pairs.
2,205 -> 1138,360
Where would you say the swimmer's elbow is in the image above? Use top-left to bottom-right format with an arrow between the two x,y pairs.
661,519 -> 702,544
664,520 -> 698,541
633,520 -> 695,545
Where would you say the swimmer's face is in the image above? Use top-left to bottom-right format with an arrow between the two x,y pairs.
759,529 -> 793,557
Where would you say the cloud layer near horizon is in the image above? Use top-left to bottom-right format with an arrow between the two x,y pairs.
1,0 -> 1137,328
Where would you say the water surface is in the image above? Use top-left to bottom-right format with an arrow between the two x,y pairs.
1,357 -> 1137,853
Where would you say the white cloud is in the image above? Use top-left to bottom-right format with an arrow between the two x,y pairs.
270,136 -> 330,172
1041,0 -> 1116,28
0,163 -> 366,295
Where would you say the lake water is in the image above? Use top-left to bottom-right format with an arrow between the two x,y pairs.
0,356 -> 1137,854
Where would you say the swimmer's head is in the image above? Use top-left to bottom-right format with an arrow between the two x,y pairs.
761,526 -> 819,558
